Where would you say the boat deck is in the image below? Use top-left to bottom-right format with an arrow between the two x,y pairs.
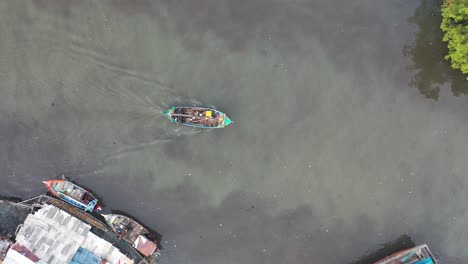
55,181 -> 89,202
109,215 -> 145,244
124,221 -> 145,244
172,107 -> 225,127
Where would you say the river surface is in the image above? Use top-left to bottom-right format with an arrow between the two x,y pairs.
1,0 -> 468,263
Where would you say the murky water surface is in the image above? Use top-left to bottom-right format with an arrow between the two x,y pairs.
0,0 -> 467,263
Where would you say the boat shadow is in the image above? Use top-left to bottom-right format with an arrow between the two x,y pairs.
349,234 -> 415,264
0,196 -> 23,203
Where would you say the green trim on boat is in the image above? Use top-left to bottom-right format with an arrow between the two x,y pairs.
161,106 -> 175,117
162,106 -> 232,128
224,115 -> 232,127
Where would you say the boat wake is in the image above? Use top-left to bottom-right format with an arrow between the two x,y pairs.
77,79 -> 164,113
68,38 -> 171,90
66,36 -> 177,114
166,96 -> 217,110
104,139 -> 171,161
62,38 -> 215,170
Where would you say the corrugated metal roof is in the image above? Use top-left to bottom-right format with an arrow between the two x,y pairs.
11,205 -> 136,264
133,235 -> 157,257
81,232 -> 134,264
15,205 -> 90,264
70,247 -> 101,264
2,244 -> 38,264
2,249 -> 36,264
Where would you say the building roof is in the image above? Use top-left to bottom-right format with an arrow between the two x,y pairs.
15,205 -> 90,264
133,235 -> 157,257
81,231 -> 133,264
70,247 -> 101,264
11,205 -> 135,264
2,244 -> 38,264
2,249 -> 36,264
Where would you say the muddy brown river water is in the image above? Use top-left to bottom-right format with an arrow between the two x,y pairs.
0,0 -> 467,263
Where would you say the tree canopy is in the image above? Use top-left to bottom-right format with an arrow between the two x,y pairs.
441,0 -> 468,78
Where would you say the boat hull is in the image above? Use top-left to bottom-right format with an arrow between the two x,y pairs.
162,106 -> 232,128
42,180 -> 102,212
102,214 -> 159,257
374,244 -> 437,264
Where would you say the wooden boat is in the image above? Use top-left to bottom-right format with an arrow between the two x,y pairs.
374,244 -> 437,264
162,106 -> 232,128
102,214 -> 159,257
42,180 -> 102,212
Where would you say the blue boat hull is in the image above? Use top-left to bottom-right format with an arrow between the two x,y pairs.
43,180 -> 101,212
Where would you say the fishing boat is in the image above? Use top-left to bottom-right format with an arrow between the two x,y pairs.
374,244 -> 438,264
102,214 -> 160,257
42,180 -> 102,212
162,106 -> 232,128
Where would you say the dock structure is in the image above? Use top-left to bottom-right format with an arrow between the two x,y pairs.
44,196 -> 110,232
9,204 -> 135,264
17,194 -> 110,232
0,195 -> 156,264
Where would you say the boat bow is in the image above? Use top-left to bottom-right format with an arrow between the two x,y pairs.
223,115 -> 232,127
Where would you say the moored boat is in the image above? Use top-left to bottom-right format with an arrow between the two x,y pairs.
102,214 -> 160,258
42,180 -> 102,212
374,244 -> 437,264
162,106 -> 232,128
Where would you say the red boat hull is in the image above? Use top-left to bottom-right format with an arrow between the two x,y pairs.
42,180 -> 102,212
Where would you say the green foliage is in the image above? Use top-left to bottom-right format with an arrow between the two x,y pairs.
441,0 -> 468,78
406,0 -> 468,100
